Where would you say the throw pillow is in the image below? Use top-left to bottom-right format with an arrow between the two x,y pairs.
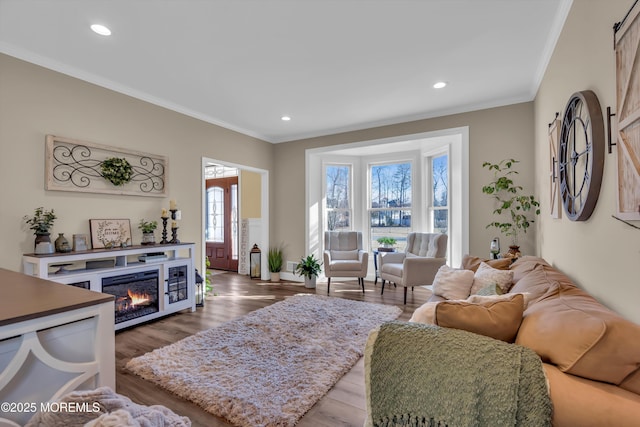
460,254 -> 512,272
475,283 -> 503,296
431,265 -> 474,300
409,301 -> 439,324
435,293 -> 525,342
470,262 -> 514,294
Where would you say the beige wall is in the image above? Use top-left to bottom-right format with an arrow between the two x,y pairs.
534,0 -> 639,323
273,102 -> 536,264
240,170 -> 261,219
0,54 -> 273,272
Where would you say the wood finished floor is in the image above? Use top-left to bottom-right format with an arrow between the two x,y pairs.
115,272 -> 432,427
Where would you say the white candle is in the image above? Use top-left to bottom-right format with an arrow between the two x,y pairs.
161,208 -> 168,218
172,221 -> 177,228
169,200 -> 177,210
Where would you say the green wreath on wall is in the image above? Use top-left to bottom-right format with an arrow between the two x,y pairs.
101,157 -> 133,186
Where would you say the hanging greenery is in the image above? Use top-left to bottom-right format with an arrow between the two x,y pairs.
101,157 -> 133,186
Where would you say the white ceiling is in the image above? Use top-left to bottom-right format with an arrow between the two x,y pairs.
0,0 -> 572,143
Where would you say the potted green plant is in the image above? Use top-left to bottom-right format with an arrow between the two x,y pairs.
268,245 -> 284,282
24,207 -> 57,253
482,159 -> 540,257
376,236 -> 397,252
294,254 -> 322,288
138,219 -> 158,245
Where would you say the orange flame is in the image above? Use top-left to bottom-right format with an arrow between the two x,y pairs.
128,289 -> 150,306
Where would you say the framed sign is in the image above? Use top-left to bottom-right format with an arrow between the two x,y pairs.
89,219 -> 132,249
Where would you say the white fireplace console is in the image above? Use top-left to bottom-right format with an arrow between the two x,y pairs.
22,243 -> 196,330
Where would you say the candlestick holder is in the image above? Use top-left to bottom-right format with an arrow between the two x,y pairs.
160,217 -> 169,244
170,227 -> 180,244
170,209 -> 178,220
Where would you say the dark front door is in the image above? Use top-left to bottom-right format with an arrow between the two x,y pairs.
205,177 -> 238,271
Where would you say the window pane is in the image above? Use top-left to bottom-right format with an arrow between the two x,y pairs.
433,208 -> 448,234
432,154 -> 448,207
326,165 -> 350,209
328,210 -> 350,231
370,163 -> 412,208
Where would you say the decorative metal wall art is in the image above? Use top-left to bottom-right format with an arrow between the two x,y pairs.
45,135 -> 168,197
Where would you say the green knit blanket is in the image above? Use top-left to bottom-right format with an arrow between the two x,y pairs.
364,322 -> 551,427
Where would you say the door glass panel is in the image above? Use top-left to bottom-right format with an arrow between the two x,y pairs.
206,186 -> 224,242
231,184 -> 238,260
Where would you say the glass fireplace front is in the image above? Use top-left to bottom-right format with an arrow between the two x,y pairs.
102,270 -> 160,324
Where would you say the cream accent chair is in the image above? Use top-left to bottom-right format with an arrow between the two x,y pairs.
379,232 -> 447,304
323,231 -> 369,294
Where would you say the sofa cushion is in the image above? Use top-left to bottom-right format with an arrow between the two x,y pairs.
431,265 -> 474,300
516,285 -> 640,385
509,264 -> 556,306
470,262 -> 514,294
460,254 -> 512,272
330,250 -> 358,260
509,256 -> 551,284
435,293 -> 524,342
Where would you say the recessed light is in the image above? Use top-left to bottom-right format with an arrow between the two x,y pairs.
433,81 -> 447,89
281,116 -> 291,121
91,24 -> 112,36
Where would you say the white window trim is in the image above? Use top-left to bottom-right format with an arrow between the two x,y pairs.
306,127 -> 469,271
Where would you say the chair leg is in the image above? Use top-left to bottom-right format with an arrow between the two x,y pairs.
404,287 -> 408,304
360,277 -> 365,293
381,280 -> 385,295
327,277 -> 331,294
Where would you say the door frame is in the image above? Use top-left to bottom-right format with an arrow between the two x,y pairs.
201,157 -> 269,279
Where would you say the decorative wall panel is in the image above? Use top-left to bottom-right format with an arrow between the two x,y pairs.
45,135 -> 168,197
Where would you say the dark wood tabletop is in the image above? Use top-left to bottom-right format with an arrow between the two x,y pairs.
0,268 -> 114,327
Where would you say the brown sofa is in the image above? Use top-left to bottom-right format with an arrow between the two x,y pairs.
507,256 -> 640,426
399,255 -> 640,426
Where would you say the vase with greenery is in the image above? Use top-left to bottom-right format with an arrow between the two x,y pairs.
138,219 -> 158,245
24,207 -> 57,253
482,159 -> 540,256
294,254 -> 322,288
268,245 -> 284,282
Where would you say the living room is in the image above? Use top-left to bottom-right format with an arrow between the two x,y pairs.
1,0 -> 639,425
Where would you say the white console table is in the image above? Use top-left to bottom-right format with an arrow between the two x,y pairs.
22,243 -> 196,330
0,268 -> 115,427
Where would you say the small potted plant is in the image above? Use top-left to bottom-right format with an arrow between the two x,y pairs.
376,236 -> 397,252
268,245 -> 284,282
294,254 -> 322,288
24,207 -> 56,253
482,159 -> 540,257
138,219 -> 158,245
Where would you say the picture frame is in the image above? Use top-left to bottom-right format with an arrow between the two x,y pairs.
89,219 -> 132,249
72,234 -> 90,251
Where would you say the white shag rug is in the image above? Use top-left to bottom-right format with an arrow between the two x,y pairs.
126,294 -> 401,427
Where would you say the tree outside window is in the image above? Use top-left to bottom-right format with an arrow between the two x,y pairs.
369,162 -> 412,251
325,164 -> 351,231
431,154 -> 449,234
